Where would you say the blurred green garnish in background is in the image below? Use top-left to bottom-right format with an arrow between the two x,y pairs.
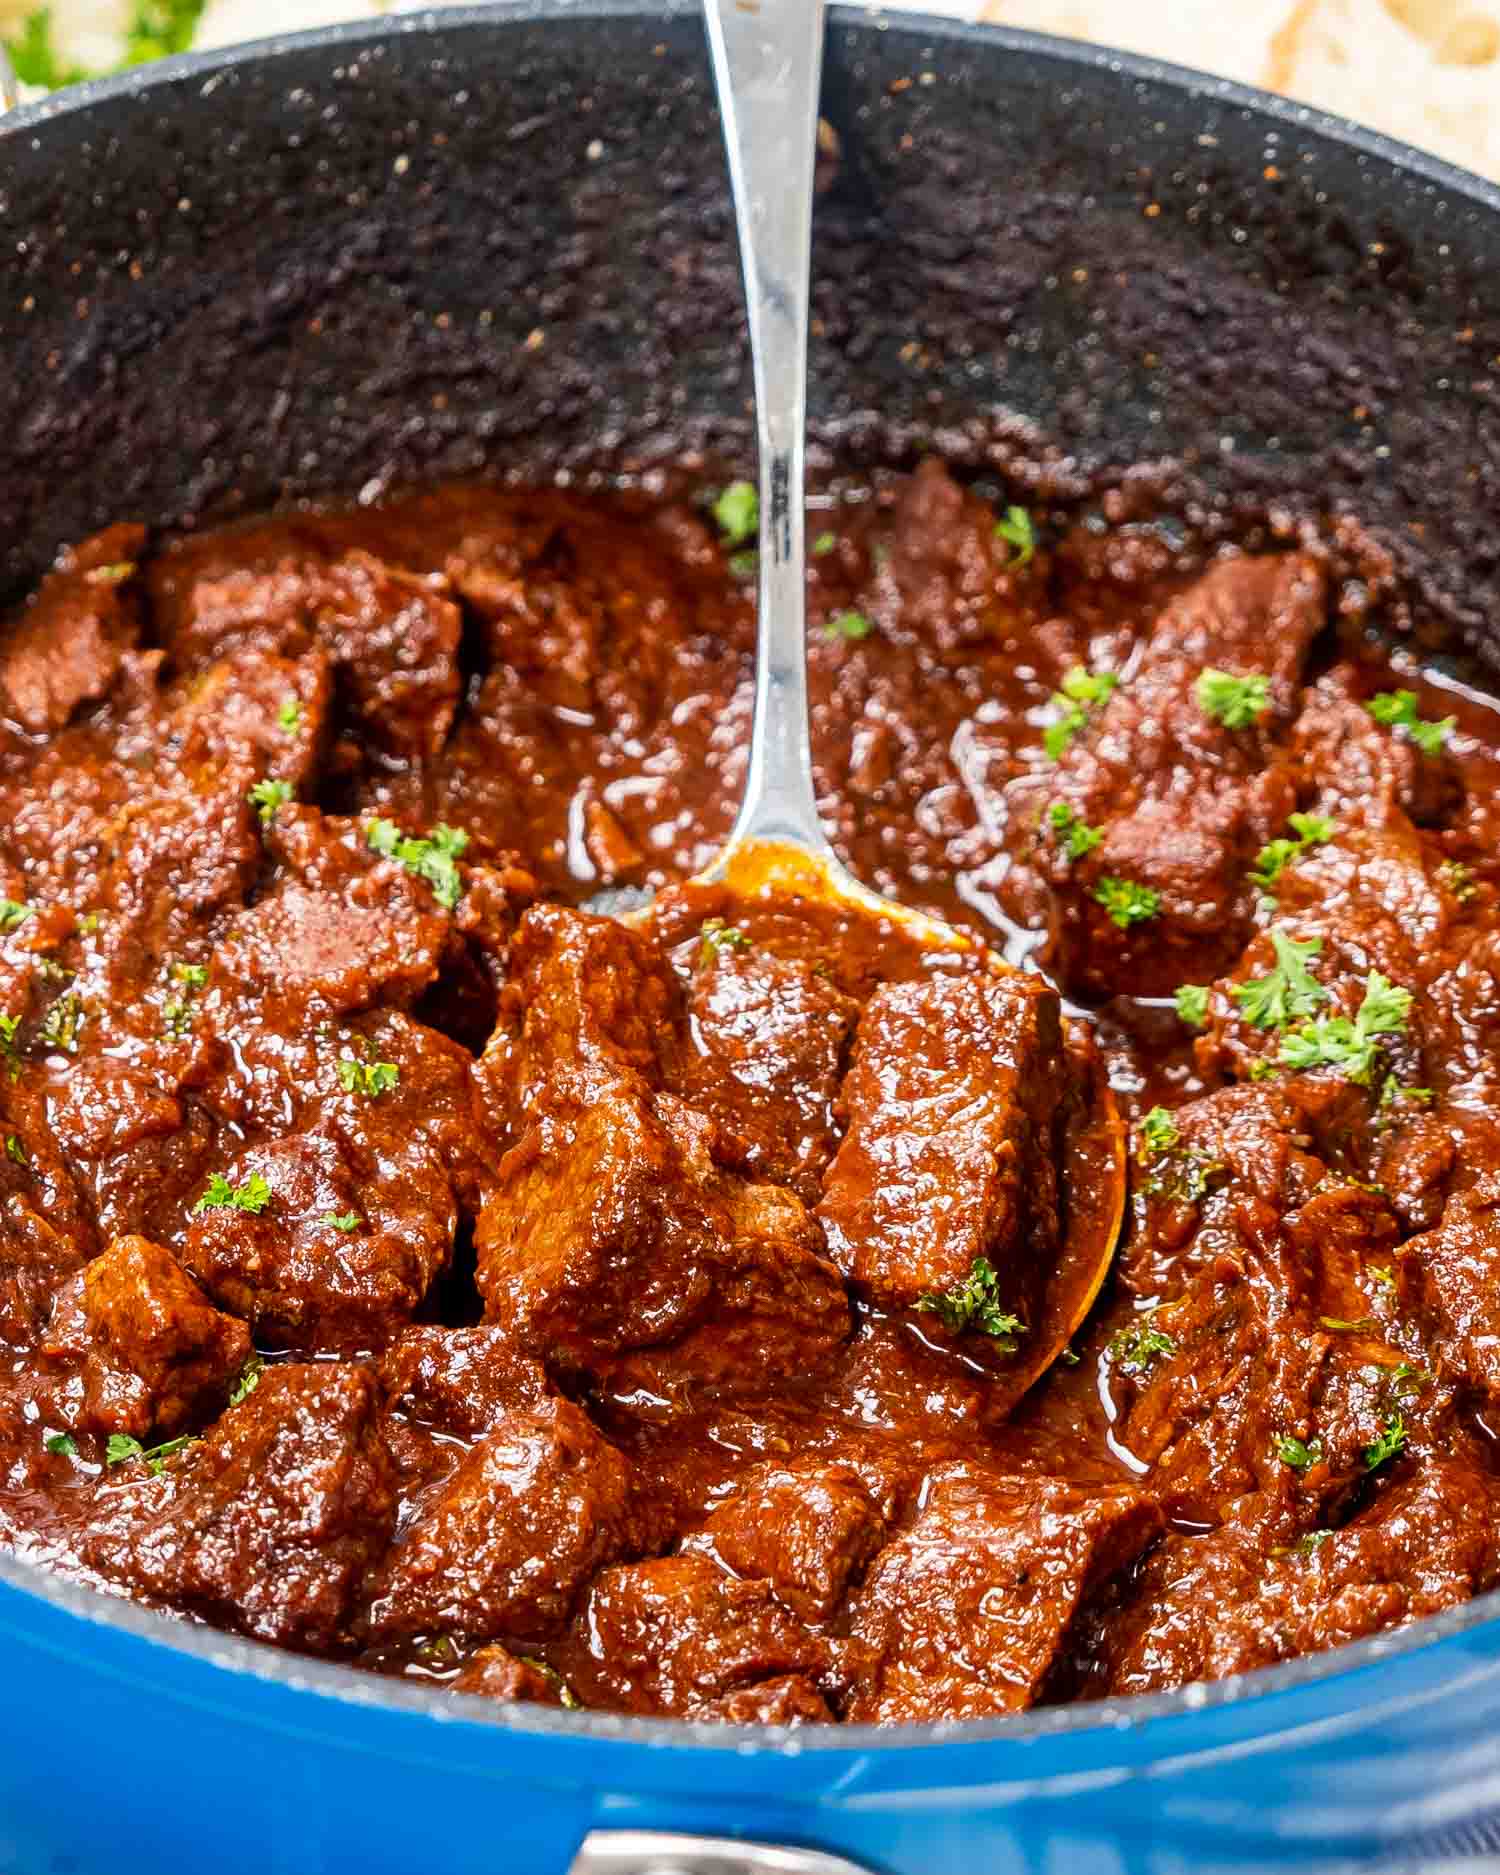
6,0 -> 206,91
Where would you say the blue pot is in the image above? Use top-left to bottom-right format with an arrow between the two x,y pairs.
4,9 -> 1500,1869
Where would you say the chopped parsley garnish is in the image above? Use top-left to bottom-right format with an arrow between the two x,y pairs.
516,1655 -> 583,1709
812,531 -> 836,557
338,1056 -> 399,1098
1196,668 -> 1272,730
1231,929 -> 1327,1031
229,1353 -> 264,1407
278,696 -> 303,734
1279,971 -> 1412,1085
1275,1434 -> 1323,1473
5,1136 -> 27,1168
322,1211 -> 362,1233
915,1256 -> 1024,1351
172,962 -> 208,989
1366,690 -> 1454,757
1296,1528 -> 1333,1555
712,481 -> 758,548
824,609 -> 873,641
1439,859 -> 1477,903
727,549 -> 758,581
1138,1106 -> 1179,1157
698,918 -> 752,963
248,778 -> 294,826
5,9 -> 87,87
1364,1415 -> 1408,1470
1175,984 -> 1210,1030
1094,876 -> 1160,929
1319,1315 -> 1377,1334
366,820 -> 469,911
193,1171 -> 271,1216
1043,665 -> 1118,761
0,901 -> 33,934
39,993 -> 84,1054
1047,801 -> 1103,863
0,1014 -> 21,1081
106,1431 -> 195,1476
1250,813 -> 1335,894
1367,1265 -> 1396,1293
43,1431 -> 76,1457
1108,1319 -> 1177,1377
994,505 -> 1036,566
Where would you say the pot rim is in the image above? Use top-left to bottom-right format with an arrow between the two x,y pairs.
4,0 -> 1500,1760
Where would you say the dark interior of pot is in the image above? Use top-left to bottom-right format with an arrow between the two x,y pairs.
3,3 -> 1500,662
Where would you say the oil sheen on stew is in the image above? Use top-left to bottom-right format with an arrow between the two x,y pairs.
2,459 -> 1500,1725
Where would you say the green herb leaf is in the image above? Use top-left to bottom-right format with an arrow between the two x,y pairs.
712,481 -> 759,548
1250,813 -> 1335,893
193,1171 -> 272,1216
1231,929 -> 1328,1031
122,0 -> 206,65
337,1056 -> 399,1098
1138,1106 -> 1179,1158
0,901 -> 33,934
1276,1434 -> 1323,1472
39,993 -> 84,1054
322,1211 -> 362,1233
824,609 -> 873,641
994,505 -> 1036,566
1043,665 -> 1118,761
5,1135 -> 27,1168
1367,1265 -> 1396,1293
1319,1315 -> 1377,1333
0,1013 -> 22,1082
1196,668 -> 1272,730
278,696 -> 303,734
6,9 -> 88,88
44,1431 -> 77,1457
229,1353 -> 264,1407
727,549 -> 759,581
915,1256 -> 1025,1350
1364,1414 -> 1408,1470
366,819 -> 469,911
1108,1318 -> 1178,1376
1094,876 -> 1160,929
1439,858 -> 1477,904
1047,801 -> 1103,863
105,1433 -> 144,1466
698,918 -> 752,964
812,531 -> 836,557
248,778 -> 294,826
1279,970 -> 1412,1085
1175,984 -> 1210,1029
1366,690 -> 1454,757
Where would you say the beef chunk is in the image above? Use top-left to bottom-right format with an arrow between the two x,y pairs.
675,946 -> 859,1203
845,1463 -> 1160,1721
1106,1459 -> 1500,1695
477,906 -> 849,1401
569,1553 -> 838,1718
816,971 -> 1065,1337
181,1125 -> 457,1350
165,648 -> 332,789
1398,1174 -> 1500,1413
1031,553 -> 1326,997
0,525 -> 144,734
152,545 -> 461,761
377,1327 -> 549,1438
41,1235 -> 251,1437
692,1676 -> 834,1726
1291,665 -> 1457,828
688,1459 -> 890,1623
450,1644 -> 570,1707
82,1363 -> 395,1649
366,1399 -> 639,1643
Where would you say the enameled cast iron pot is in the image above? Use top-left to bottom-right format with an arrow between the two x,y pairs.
7,8 -> 1500,1870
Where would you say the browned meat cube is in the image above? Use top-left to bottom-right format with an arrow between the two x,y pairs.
41,1235 -> 251,1437
366,1399 -> 640,1643
450,1644 -> 570,1707
0,524 -> 144,734
1398,1174 -> 1500,1413
569,1553 -> 838,1718
816,971 -> 1065,1338
151,541 -> 461,761
81,1363 -> 396,1649
675,946 -> 859,1202
688,1459 -> 889,1623
181,1126 -> 457,1350
845,1463 -> 1161,1721
164,648 -> 332,789
1291,666 -> 1457,829
1106,1459 -> 1500,1696
377,1327 -> 550,1438
691,1676 -> 834,1726
1032,553 -> 1326,997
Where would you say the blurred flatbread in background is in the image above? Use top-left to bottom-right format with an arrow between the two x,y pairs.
980,0 -> 1500,178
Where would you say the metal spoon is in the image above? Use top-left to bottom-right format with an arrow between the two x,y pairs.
681,0 -> 1126,1395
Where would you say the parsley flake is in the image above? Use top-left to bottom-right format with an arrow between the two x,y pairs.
1364,1415 -> 1408,1470
915,1257 -> 1024,1351
0,901 -> 32,934
1047,801 -> 1103,863
824,609 -> 873,641
712,481 -> 758,548
1138,1106 -> 1179,1158
4,1136 -> 26,1168
1175,984 -> 1210,1030
1043,665 -> 1118,761
248,778 -> 294,826
699,918 -> 752,963
106,1431 -> 195,1476
1094,876 -> 1160,929
366,820 -> 469,911
44,1431 -> 76,1457
1197,668 -> 1272,730
338,1056 -> 399,1098
278,696 -> 303,734
1366,690 -> 1454,757
322,1211 -> 362,1233
1279,971 -> 1412,1085
1250,813 -> 1335,894
1439,859 -> 1477,904
812,531 -> 837,557
193,1171 -> 271,1216
727,549 -> 759,581
1368,1265 -> 1396,1293
39,993 -> 84,1054
1231,929 -> 1328,1031
1108,1319 -> 1178,1377
994,505 -> 1036,566
1276,1435 -> 1323,1472
0,1014 -> 21,1081
229,1353 -> 264,1407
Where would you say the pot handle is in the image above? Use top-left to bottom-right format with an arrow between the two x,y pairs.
567,1831 -> 876,1875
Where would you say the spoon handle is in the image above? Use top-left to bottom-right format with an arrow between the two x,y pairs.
704,0 -> 830,858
